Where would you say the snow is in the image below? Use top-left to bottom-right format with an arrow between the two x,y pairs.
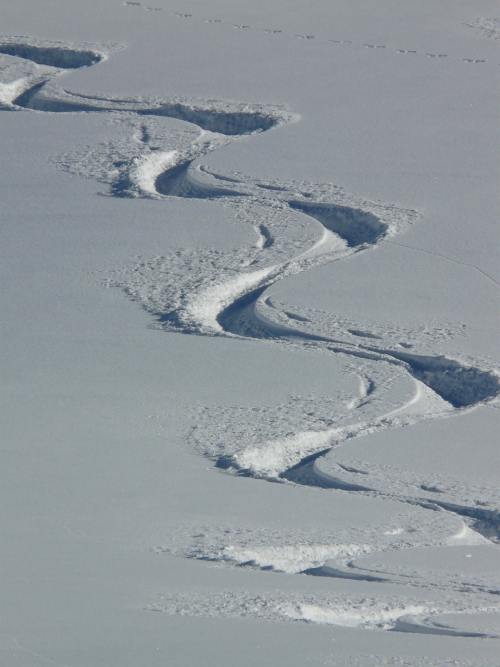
1,0 -> 499,665
285,602 -> 429,630
183,265 -> 277,333
0,76 -> 30,106
131,148 -> 179,196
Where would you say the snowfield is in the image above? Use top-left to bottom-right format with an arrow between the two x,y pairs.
1,1 -> 499,665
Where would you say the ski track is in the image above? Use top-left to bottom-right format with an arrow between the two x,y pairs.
3,36 -> 500,636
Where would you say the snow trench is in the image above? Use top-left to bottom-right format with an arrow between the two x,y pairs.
216,280 -> 499,412
155,161 -> 244,198
289,200 -> 388,247
139,105 -> 277,135
377,350 -> 500,408
0,41 -> 102,68
12,82 -> 285,136
282,450 -> 500,543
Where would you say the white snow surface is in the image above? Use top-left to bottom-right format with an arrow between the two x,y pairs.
130,149 -> 179,196
1,1 -> 499,666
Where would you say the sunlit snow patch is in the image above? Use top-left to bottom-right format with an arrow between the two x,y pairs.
229,428 -> 336,478
285,602 -> 428,630
0,77 -> 32,107
130,149 -> 179,197
217,543 -> 372,573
